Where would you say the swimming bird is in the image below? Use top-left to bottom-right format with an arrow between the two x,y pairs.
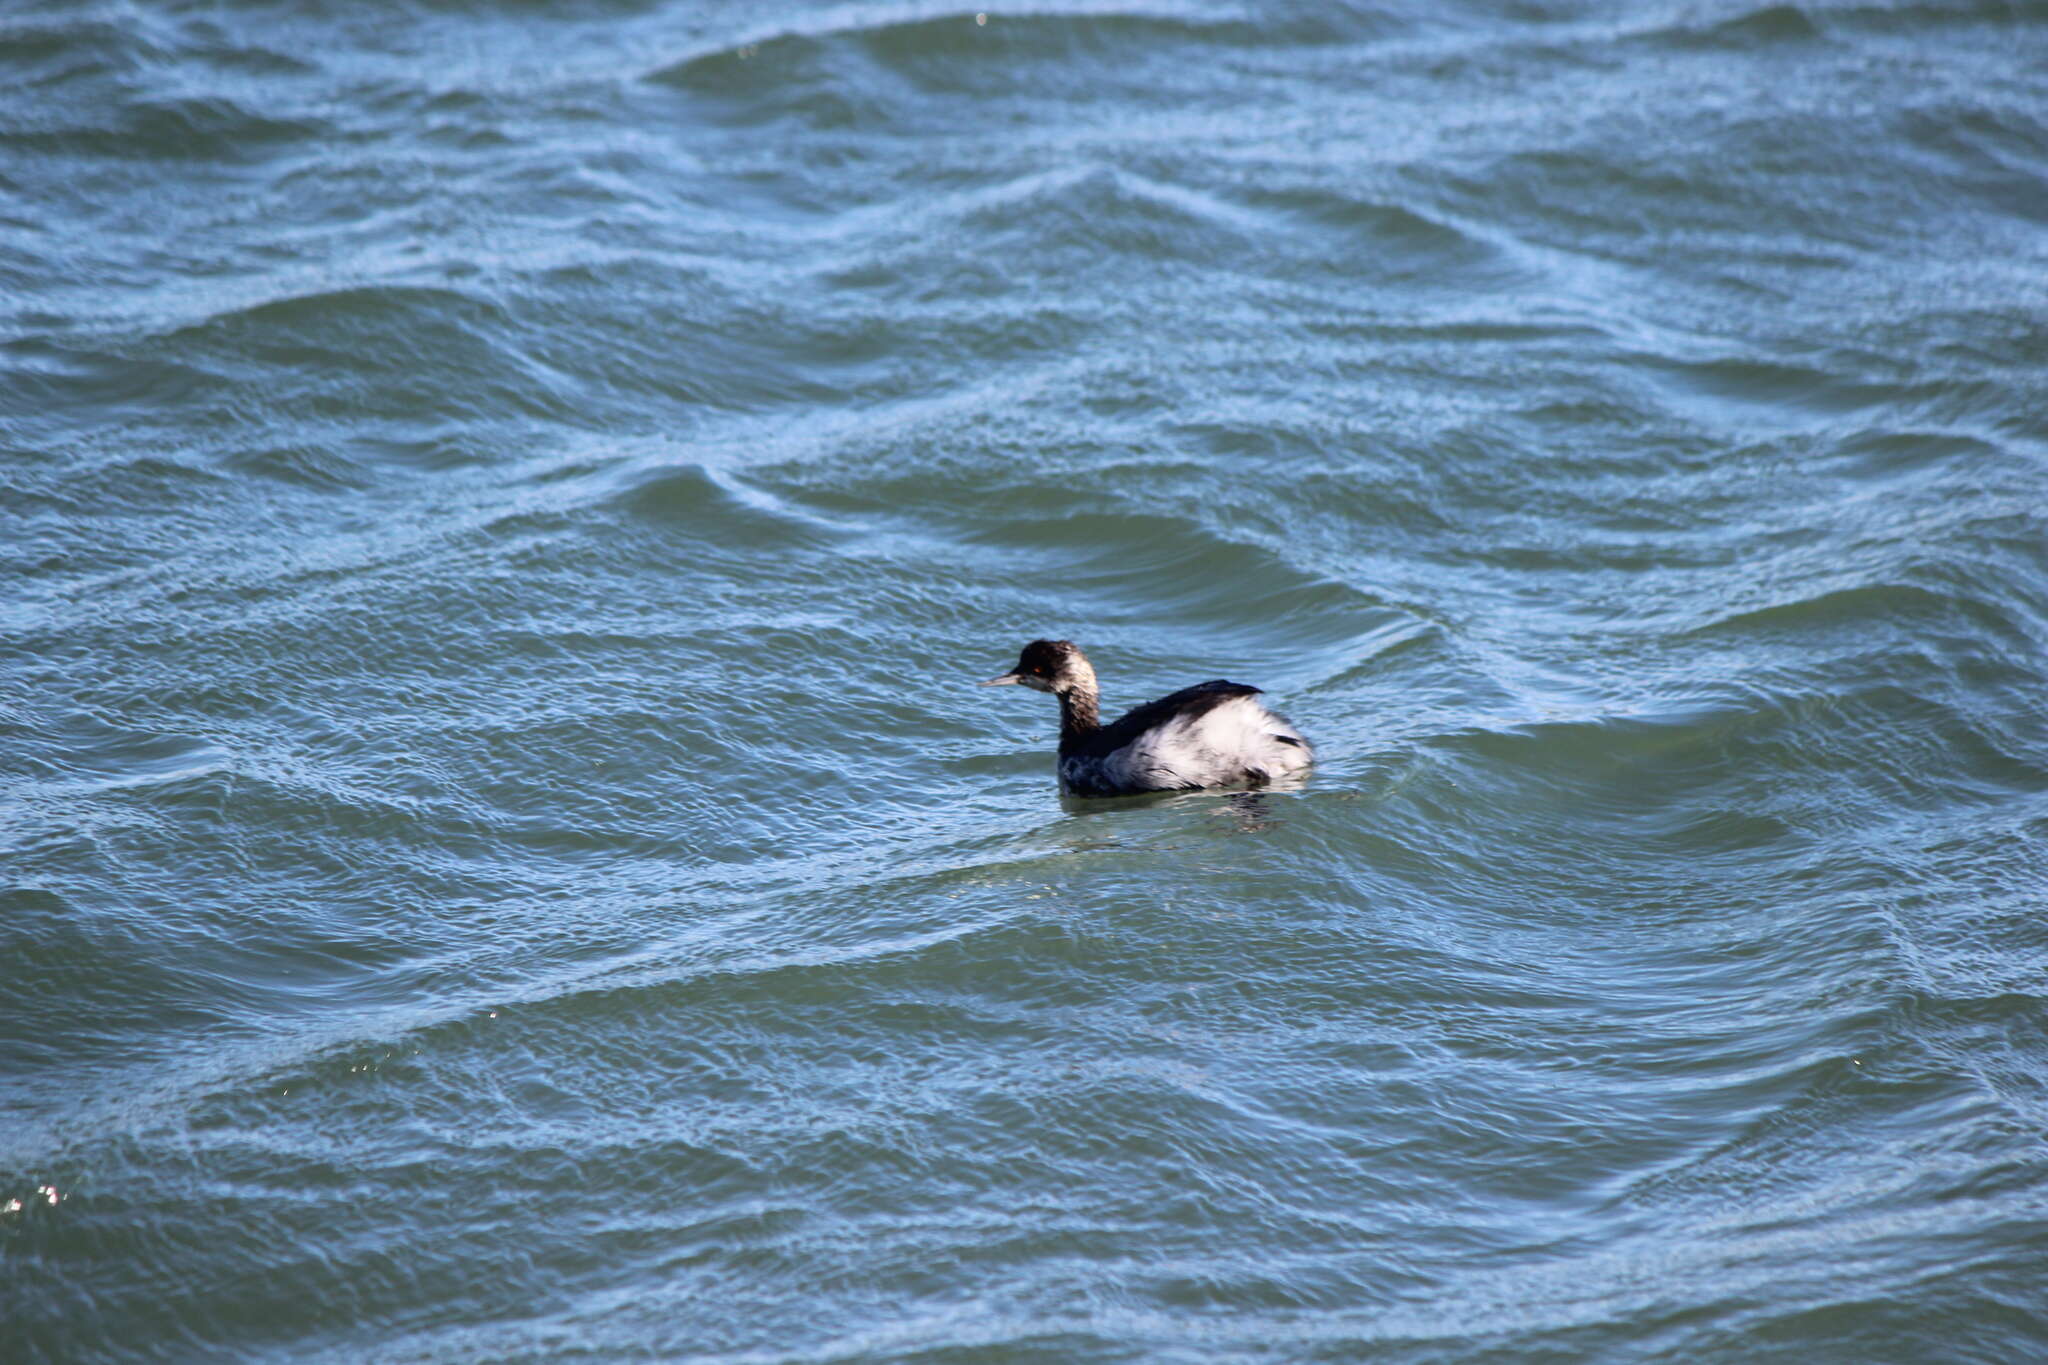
982,639 -> 1313,797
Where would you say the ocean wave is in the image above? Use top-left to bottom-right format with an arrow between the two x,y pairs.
2,93 -> 323,162
607,460 -> 861,548
647,4 -> 1393,98
150,281 -> 580,430
1637,2 -> 1825,51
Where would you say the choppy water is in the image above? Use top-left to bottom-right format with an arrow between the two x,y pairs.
6,1 -> 2048,1359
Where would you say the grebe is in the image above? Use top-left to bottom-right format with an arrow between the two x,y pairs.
982,640 -> 1313,797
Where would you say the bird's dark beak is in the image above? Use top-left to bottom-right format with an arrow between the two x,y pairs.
981,672 -> 1023,687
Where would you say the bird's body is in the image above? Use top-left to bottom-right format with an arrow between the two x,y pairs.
983,640 -> 1313,797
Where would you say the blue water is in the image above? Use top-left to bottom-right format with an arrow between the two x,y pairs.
6,1 -> 2048,1360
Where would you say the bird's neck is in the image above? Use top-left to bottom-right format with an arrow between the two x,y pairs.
1055,681 -> 1100,742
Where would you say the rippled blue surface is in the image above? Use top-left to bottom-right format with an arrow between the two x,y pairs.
6,1 -> 2048,1360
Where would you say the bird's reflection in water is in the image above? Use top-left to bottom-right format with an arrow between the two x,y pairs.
1058,776 -> 1306,833
1219,791 -> 1279,831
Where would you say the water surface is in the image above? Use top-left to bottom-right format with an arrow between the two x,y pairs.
5,1 -> 2048,1360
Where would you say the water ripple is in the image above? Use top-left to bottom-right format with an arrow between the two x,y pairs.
8,0 -> 2048,1359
